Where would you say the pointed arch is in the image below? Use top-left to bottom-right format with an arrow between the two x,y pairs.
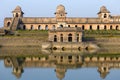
45,25 -> 48,30
110,25 -> 112,30
116,25 -> 119,30
54,35 -> 57,42
38,25 -> 41,30
23,25 -> 26,30
68,33 -> 72,42
104,13 -> 107,18
30,25 -> 34,30
7,22 -> 11,27
82,25 -> 85,30
104,25 -> 107,30
97,25 -> 100,30
60,34 -> 63,42
16,13 -> 19,17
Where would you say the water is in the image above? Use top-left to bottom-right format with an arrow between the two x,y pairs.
0,47 -> 120,80
1,60 -> 120,80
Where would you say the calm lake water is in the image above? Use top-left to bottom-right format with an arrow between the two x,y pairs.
0,47 -> 120,80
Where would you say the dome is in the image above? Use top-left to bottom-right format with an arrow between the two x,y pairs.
98,6 -> 110,14
56,4 -> 65,12
12,6 -> 24,14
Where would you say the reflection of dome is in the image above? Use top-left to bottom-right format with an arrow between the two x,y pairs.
100,71 -> 109,79
55,68 -> 66,80
12,67 -> 24,79
56,71 -> 65,80
13,72 -> 22,79
98,67 -> 109,79
56,4 -> 65,12
98,6 -> 110,14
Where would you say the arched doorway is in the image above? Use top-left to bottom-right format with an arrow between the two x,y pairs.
104,25 -> 107,30
104,14 -> 107,18
23,25 -> 26,30
75,25 -> 77,28
110,25 -> 112,30
7,22 -> 11,27
16,13 -> 19,17
54,35 -> 57,42
90,25 -> 92,30
97,25 -> 100,30
68,25 -> 70,27
38,25 -> 41,30
31,25 -> 34,30
60,34 -> 63,42
60,24 -> 63,28
82,25 -> 85,30
68,33 -> 72,42
116,25 -> 119,30
45,25 -> 48,30
77,34 -> 79,42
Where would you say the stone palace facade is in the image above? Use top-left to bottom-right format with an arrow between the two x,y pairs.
3,5 -> 120,31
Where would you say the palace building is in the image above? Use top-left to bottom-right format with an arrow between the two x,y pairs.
48,27 -> 83,42
3,4 -> 120,31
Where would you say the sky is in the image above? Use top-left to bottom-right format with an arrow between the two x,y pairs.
0,0 -> 120,27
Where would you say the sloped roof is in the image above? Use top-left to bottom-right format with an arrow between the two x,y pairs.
98,6 -> 110,14
12,6 -> 24,14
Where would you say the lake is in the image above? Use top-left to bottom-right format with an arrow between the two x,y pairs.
0,47 -> 120,80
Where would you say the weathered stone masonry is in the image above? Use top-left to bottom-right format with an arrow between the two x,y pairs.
3,5 -> 120,31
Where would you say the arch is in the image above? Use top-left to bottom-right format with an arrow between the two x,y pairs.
82,25 -> 85,30
30,25 -> 34,30
77,34 -> 79,42
116,25 -> 119,30
60,24 -> 63,27
16,13 -> 19,17
104,14 -> 107,18
68,55 -> 72,63
23,25 -> 26,30
7,22 -> 11,27
52,25 -> 56,30
110,25 -> 112,30
76,56 -> 79,62
60,34 -> 63,42
38,25 -> 41,30
68,25 -> 70,27
104,25 -> 107,30
97,25 -> 100,30
54,35 -> 57,42
90,25 -> 92,30
75,25 -> 78,27
68,33 -> 72,42
62,47 -> 65,51
60,56 -> 63,62
45,25 -> 48,30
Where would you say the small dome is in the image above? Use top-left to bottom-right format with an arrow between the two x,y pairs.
56,4 -> 65,12
56,71 -> 65,80
14,6 -> 22,11
12,6 -> 24,14
98,6 -> 110,14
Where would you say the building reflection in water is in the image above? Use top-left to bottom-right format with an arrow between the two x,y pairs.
3,50 -> 120,80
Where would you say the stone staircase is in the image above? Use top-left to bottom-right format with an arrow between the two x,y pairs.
10,18 -> 20,31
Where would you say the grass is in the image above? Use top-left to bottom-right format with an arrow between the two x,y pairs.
84,53 -> 120,58
84,30 -> 120,38
1,30 -> 120,38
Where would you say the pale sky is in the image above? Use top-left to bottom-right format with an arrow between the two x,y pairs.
0,0 -> 120,27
